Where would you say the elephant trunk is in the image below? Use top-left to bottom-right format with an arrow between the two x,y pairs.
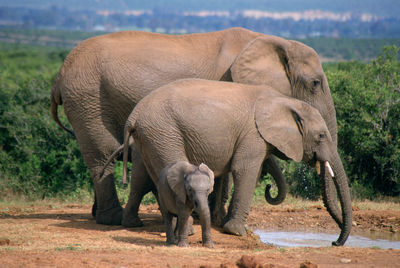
319,91 -> 343,227
263,157 -> 287,205
320,151 -> 352,246
320,171 -> 342,227
194,194 -> 213,247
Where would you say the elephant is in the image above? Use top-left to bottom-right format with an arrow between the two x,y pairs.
51,27 -> 341,228
107,78 -> 352,246
157,161 -> 214,248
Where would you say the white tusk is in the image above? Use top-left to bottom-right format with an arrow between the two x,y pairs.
315,161 -> 321,175
325,161 -> 335,177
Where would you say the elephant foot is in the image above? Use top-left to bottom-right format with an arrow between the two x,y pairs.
177,240 -> 189,247
95,206 -> 123,225
166,238 -> 177,246
91,202 -> 97,218
203,240 -> 214,248
187,216 -> 195,236
211,208 -> 226,227
122,212 -> 144,227
223,219 -> 246,236
187,223 -> 195,236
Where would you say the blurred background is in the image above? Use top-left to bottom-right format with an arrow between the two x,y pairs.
0,0 -> 399,203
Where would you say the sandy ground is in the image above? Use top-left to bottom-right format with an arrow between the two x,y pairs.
1,201 -> 400,267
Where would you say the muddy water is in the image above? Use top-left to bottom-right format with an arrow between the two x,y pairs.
254,230 -> 400,249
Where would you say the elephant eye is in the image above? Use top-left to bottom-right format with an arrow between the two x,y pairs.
313,80 -> 320,88
319,133 -> 326,140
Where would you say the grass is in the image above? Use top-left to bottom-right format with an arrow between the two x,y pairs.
2,171 -> 398,211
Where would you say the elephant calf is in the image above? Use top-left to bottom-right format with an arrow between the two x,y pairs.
158,161 -> 214,248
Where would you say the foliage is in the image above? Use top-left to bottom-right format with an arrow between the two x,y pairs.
265,46 -> 400,200
327,45 -> 400,198
2,28 -> 400,62
0,43 -> 92,200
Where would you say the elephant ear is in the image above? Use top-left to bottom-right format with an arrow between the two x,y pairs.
230,36 -> 292,90
255,96 -> 304,162
167,161 -> 196,204
198,163 -> 215,194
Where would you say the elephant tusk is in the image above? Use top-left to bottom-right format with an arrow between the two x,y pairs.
315,161 -> 321,175
325,161 -> 335,177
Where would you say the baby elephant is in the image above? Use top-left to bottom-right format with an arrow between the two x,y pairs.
158,161 -> 214,248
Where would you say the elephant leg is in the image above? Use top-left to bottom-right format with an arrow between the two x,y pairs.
159,205 -> 176,245
176,209 -> 191,247
209,174 -> 232,227
91,192 -> 97,218
122,145 -> 155,227
223,142 -> 265,236
93,165 -> 123,225
72,129 -> 123,225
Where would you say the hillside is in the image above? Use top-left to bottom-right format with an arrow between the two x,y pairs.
1,0 -> 399,17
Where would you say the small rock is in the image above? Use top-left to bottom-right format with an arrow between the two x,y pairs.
0,239 -> 10,246
237,255 -> 262,268
300,260 -> 318,268
352,221 -> 358,226
220,262 -> 236,268
340,258 -> 351,264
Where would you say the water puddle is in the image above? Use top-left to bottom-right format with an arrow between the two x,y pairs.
254,230 -> 400,249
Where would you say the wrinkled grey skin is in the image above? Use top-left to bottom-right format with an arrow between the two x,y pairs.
51,27 -> 340,227
157,161 -> 214,248
117,79 -> 351,246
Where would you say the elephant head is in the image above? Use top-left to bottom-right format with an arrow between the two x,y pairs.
167,162 -> 215,209
230,35 -> 340,222
231,36 -> 337,144
254,94 -> 352,246
167,161 -> 215,248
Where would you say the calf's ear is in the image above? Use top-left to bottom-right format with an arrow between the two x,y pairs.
167,161 -> 196,204
198,163 -> 214,194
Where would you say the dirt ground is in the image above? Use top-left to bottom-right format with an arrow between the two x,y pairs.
1,200 -> 400,267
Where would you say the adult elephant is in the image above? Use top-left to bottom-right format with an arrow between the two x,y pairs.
102,79 -> 352,245
51,27 -> 341,229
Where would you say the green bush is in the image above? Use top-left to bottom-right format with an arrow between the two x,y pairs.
268,46 -> 400,200
327,45 -> 400,198
0,44 -> 92,200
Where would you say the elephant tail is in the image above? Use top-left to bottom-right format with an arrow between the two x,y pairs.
98,137 -> 135,184
50,84 -> 75,137
122,122 -> 136,185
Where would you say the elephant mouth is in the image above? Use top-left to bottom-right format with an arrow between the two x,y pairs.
312,154 -> 334,177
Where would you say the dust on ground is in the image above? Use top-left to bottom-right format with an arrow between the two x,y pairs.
0,200 -> 399,267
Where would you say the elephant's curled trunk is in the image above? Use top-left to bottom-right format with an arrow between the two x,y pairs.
263,157 -> 287,205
